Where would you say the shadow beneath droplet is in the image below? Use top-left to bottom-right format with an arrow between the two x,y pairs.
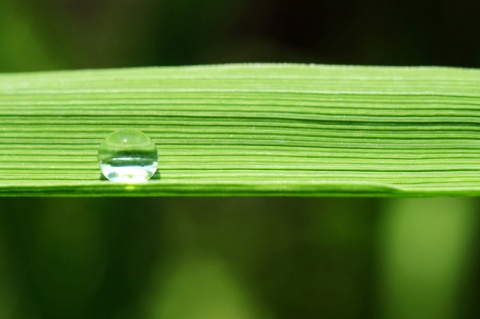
151,170 -> 161,180
99,171 -> 161,181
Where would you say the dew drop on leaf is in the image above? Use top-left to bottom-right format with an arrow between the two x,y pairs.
98,129 -> 158,183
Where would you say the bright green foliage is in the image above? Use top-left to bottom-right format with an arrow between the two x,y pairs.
0,64 -> 479,196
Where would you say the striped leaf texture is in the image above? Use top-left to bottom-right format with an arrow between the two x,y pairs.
0,64 -> 479,196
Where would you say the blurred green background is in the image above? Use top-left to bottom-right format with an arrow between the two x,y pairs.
1,0 -> 480,318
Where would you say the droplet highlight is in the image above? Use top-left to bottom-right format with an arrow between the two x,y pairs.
98,129 -> 158,183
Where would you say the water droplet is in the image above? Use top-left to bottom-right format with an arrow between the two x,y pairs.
98,129 -> 158,183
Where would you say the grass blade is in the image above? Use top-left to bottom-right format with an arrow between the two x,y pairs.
1,64 -> 479,196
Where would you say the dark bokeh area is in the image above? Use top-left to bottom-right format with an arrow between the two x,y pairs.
1,0 -> 480,318
0,198 -> 478,319
1,0 -> 479,71
0,198 -> 382,319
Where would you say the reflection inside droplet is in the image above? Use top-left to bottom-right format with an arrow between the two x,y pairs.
98,129 -> 158,183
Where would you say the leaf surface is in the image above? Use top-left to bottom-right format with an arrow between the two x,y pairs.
1,64 -> 479,196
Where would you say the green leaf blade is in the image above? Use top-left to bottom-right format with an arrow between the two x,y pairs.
1,64 -> 479,196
